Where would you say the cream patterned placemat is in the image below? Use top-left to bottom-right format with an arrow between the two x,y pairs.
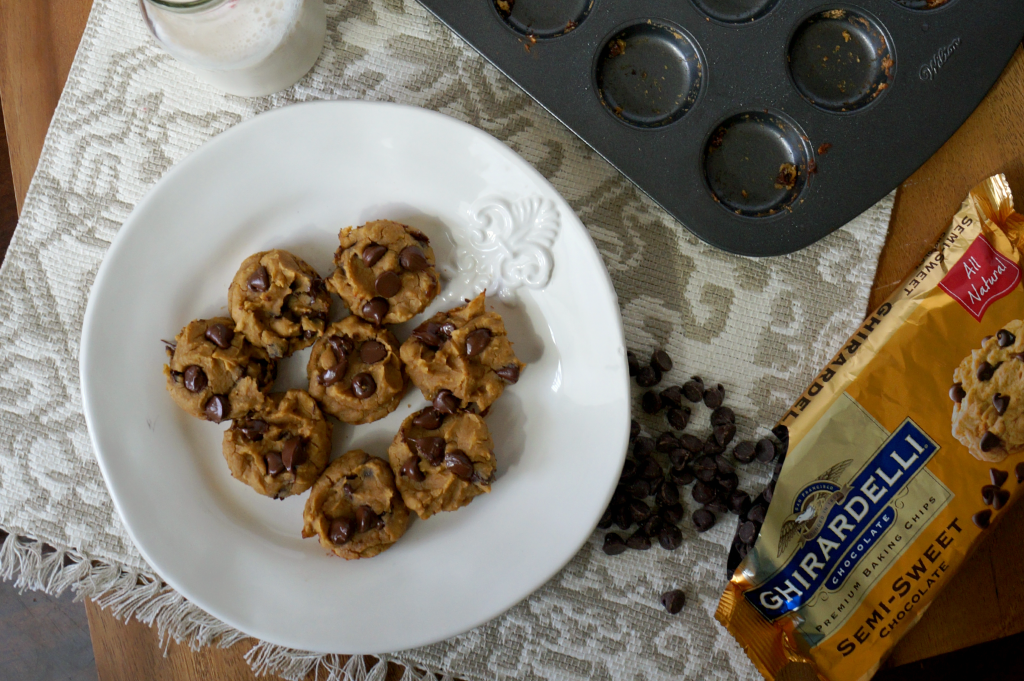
0,1 -> 893,679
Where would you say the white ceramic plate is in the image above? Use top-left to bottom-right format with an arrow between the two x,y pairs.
81,101 -> 629,654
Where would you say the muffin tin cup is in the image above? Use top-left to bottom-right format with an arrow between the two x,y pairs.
420,0 -> 1024,256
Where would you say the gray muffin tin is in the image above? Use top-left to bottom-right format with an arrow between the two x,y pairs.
416,0 -> 1024,256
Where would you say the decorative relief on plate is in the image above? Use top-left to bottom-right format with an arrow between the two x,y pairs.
440,197 -> 560,305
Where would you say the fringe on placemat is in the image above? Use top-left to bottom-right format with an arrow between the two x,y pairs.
0,529 -> 452,681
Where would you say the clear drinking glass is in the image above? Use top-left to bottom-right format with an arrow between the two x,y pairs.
139,0 -> 327,97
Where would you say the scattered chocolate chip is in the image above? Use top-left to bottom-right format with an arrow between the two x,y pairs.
668,449 -> 688,468
692,456 -> 717,483
748,503 -> 767,524
360,340 -> 388,364
247,266 -> 270,292
598,507 -> 614,529
977,362 -> 997,381
997,329 -> 1016,347
730,491 -> 752,515
693,508 -> 716,532
620,459 -> 638,482
669,467 -> 694,486
706,500 -> 730,514
660,386 -> 683,410
626,478 -> 650,499
642,391 -> 662,414
732,441 -> 756,463
355,505 -> 384,533
613,505 -> 632,530
496,364 -> 521,383
991,468 -> 1009,487
714,424 -> 737,447
657,481 -> 679,506
980,431 -> 1002,453
409,436 -> 446,466
640,458 -> 663,480
444,450 -> 475,480
656,432 -> 680,453
715,454 -> 734,475
362,244 -> 387,267
661,503 -> 685,525
351,373 -> 377,399
704,440 -> 726,459
634,436 -> 656,456
692,480 -> 718,505
661,589 -> 686,614
412,408 -> 444,430
973,509 -> 992,529
375,270 -> 402,298
703,386 -> 724,409
282,437 -> 307,471
717,472 -> 739,493
636,365 -> 661,388
738,521 -> 758,544
328,335 -> 355,358
204,323 -> 234,349
627,531 -> 652,550
666,407 -> 689,430
994,488 -> 1011,510
319,360 -> 348,387
681,378 -> 703,403
629,420 -> 641,442
755,438 -> 776,463
433,390 -> 460,414
627,351 -> 640,376
465,328 -> 493,358
949,383 -> 966,403
398,245 -> 429,272
362,297 -> 389,325
651,350 -> 673,373
204,395 -> 229,422
710,407 -> 736,427
183,365 -> 208,393
993,393 -> 1010,416
236,418 -> 268,441
265,452 -> 285,476
659,525 -> 683,550
603,533 -> 627,555
401,456 -> 425,481
642,515 -> 664,536
628,499 -> 653,523
1016,461 -> 1024,484
763,481 -> 776,504
329,517 -> 356,544
679,434 -> 704,454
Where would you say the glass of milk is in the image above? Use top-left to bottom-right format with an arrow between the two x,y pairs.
139,0 -> 326,97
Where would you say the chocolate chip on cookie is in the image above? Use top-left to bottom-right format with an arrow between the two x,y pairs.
980,431 -> 1002,452
997,329 -> 1016,347
204,323 -> 234,349
361,244 -> 387,267
204,395 -> 229,422
949,383 -> 966,403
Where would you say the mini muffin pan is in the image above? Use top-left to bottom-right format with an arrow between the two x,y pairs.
417,0 -> 1024,256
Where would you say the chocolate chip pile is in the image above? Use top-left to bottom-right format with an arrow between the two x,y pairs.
972,463 -> 1024,529
602,348 -> 790,599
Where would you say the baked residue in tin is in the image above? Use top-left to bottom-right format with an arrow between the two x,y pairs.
775,163 -> 798,190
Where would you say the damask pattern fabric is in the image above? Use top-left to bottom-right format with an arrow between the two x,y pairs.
0,1 -> 893,679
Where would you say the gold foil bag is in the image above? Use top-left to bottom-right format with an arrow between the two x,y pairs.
716,176 -> 1024,681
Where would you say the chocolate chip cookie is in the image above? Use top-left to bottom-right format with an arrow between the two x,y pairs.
326,220 -> 440,326
388,407 -> 496,519
163,317 -> 276,422
302,449 -> 410,559
306,316 -> 406,425
222,390 -> 332,499
228,249 -> 331,359
951,320 -> 1024,462
400,293 -> 524,414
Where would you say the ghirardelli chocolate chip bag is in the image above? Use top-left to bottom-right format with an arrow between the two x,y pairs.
717,176 -> 1024,681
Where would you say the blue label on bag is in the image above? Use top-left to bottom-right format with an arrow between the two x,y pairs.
746,419 -> 938,621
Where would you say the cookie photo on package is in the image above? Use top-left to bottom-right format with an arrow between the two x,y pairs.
716,176 -> 1024,681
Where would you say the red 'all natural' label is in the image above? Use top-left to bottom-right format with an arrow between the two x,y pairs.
938,236 -> 1021,321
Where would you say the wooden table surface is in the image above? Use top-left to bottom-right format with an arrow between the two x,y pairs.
1,1 -> 1024,679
